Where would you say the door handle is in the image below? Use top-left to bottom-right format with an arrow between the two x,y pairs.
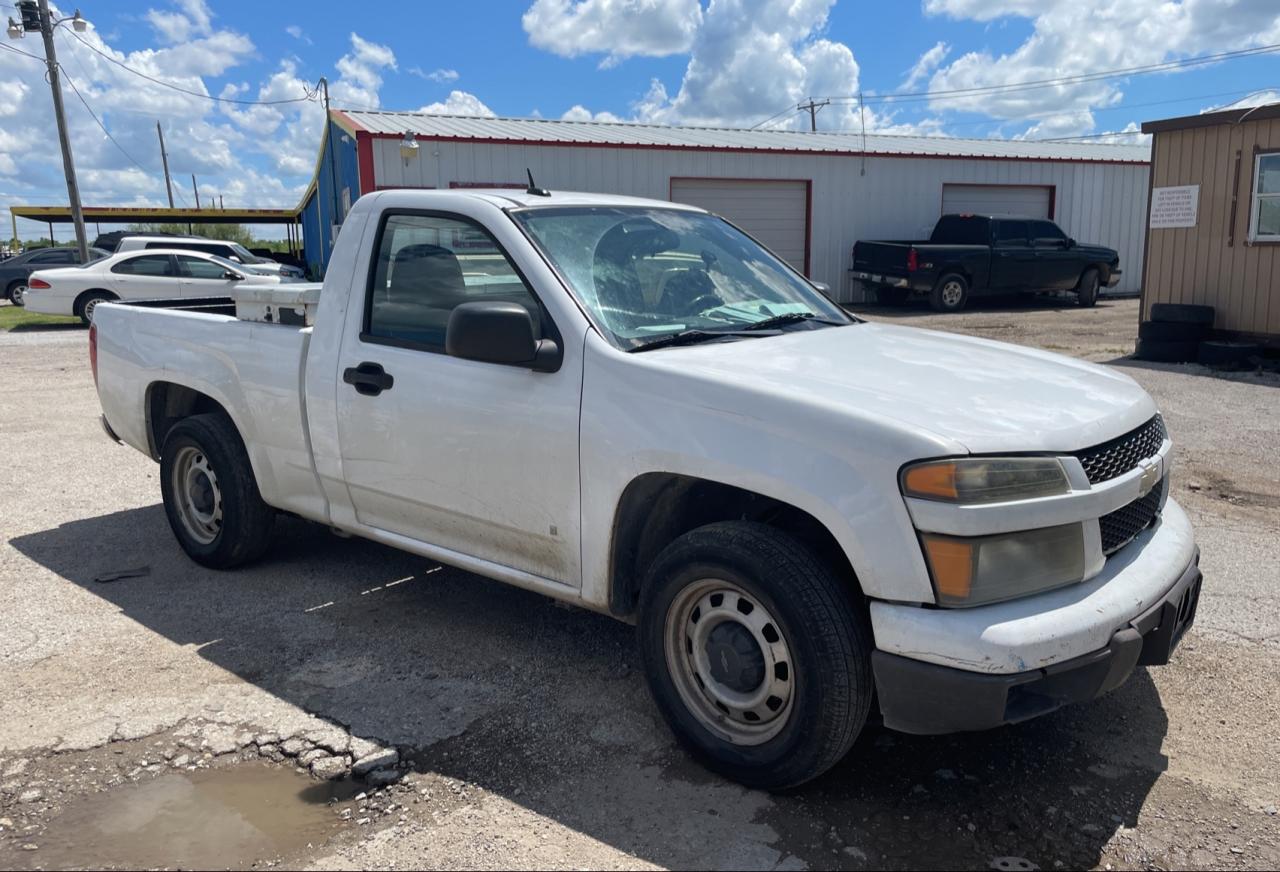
343,362 -> 394,396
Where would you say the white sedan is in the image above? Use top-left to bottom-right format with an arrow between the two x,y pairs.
24,248 -> 299,324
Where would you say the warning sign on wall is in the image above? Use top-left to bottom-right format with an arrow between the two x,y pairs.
1150,185 -> 1200,229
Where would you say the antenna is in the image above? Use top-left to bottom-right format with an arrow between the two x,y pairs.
526,168 -> 551,197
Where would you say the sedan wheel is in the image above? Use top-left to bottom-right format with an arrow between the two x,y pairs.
9,283 -> 26,306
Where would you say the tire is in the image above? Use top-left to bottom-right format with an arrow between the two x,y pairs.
874,286 -> 910,306
930,273 -> 969,312
1197,339 -> 1264,367
1150,303 -> 1214,325
637,521 -> 872,790
1138,320 -> 1205,342
1076,268 -> 1100,307
6,280 -> 26,307
74,290 -> 117,325
1134,337 -> 1198,363
159,413 -> 275,569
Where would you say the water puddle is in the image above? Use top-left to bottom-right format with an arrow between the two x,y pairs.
8,764 -> 360,870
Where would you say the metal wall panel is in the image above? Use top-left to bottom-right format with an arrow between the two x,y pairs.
370,139 -> 1149,302
1142,117 -> 1280,340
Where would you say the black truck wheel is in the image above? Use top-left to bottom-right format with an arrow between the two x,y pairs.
1150,303 -> 1214,325
160,413 -> 275,569
638,521 -> 872,790
1077,268 -> 1100,307
930,273 -> 969,312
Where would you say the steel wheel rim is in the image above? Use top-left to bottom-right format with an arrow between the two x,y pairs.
11,284 -> 25,306
83,298 -> 101,322
171,444 -> 223,545
942,281 -> 963,306
664,578 -> 795,746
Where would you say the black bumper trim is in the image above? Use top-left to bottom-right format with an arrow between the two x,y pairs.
872,547 -> 1201,735
99,414 -> 123,445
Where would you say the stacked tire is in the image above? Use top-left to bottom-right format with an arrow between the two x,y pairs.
1136,303 -> 1265,367
1135,304 -> 1213,363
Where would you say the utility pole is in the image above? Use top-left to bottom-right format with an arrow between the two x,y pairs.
319,76 -> 341,228
32,0 -> 88,260
798,97 -> 829,132
156,122 -> 174,208
191,174 -> 200,209
219,194 -> 224,210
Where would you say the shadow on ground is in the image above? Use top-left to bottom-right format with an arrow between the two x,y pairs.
12,506 -> 1171,870
1107,355 -> 1280,389
846,292 -> 1132,320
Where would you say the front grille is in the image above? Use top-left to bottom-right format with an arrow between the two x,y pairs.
1099,484 -> 1163,554
1074,415 -> 1166,485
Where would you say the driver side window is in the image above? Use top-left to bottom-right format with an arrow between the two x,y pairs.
366,213 -> 542,351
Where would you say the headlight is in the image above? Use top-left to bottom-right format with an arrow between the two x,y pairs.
920,524 -> 1086,607
901,457 -> 1069,504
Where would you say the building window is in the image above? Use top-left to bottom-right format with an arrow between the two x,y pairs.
1251,152 -> 1280,242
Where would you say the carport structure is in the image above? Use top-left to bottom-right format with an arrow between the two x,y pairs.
9,205 -> 304,253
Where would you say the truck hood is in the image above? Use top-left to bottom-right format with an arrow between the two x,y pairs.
650,322 -> 1155,454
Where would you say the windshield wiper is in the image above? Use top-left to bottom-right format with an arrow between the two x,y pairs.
628,329 -> 769,353
741,312 -> 849,331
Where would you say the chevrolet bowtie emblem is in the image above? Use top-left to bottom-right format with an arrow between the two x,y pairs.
1137,458 -> 1161,496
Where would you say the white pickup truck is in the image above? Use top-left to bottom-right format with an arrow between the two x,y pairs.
91,188 -> 1201,789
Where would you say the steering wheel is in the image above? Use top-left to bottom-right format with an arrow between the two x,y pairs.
681,294 -> 723,316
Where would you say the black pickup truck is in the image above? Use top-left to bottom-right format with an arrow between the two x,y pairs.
851,214 -> 1121,312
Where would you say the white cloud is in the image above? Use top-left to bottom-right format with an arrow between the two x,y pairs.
330,33 -> 397,109
410,67 -> 460,83
419,91 -> 497,117
561,105 -> 624,122
522,0 -> 703,66
147,0 -> 214,44
1203,90 -> 1280,112
921,0 -> 1280,137
903,41 -> 948,90
285,25 -> 312,44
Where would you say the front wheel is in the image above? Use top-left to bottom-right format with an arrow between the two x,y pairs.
638,521 -> 872,790
1077,268 -> 1100,307
930,273 -> 969,312
160,413 -> 275,568
7,281 -> 26,307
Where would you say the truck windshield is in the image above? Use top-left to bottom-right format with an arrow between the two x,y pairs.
512,206 -> 848,350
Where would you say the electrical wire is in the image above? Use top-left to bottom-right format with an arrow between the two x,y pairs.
58,65 -> 191,206
0,39 -> 45,63
64,26 -> 321,107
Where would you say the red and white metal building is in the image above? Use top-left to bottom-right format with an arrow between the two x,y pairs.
306,110 -> 1151,299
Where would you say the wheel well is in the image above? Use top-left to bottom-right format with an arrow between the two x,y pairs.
6,277 -> 24,292
73,288 -> 117,317
145,382 -> 231,460
608,473 -> 859,619
936,268 -> 970,287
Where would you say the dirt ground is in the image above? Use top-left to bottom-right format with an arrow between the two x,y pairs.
1,297 -> 1277,871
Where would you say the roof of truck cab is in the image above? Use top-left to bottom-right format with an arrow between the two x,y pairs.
372,188 -> 708,212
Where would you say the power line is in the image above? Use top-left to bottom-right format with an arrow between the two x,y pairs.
0,40 -> 45,63
64,26 -> 320,107
58,65 -> 191,206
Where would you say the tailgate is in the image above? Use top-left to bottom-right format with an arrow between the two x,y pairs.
852,241 -> 912,274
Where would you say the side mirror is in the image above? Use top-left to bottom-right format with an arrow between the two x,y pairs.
446,301 -> 561,372
1065,238 -> 1076,249
223,270 -> 244,281
810,280 -> 831,295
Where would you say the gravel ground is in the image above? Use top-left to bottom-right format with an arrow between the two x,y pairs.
1,297 -> 1277,870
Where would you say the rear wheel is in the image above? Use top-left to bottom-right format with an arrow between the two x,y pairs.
75,290 -> 117,325
6,281 -> 26,307
160,413 -> 275,568
638,521 -> 872,790
930,273 -> 969,312
1077,268 -> 1100,307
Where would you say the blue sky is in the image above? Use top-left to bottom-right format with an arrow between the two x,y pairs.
3,0 -> 1279,240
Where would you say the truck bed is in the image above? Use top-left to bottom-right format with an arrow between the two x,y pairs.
93,297 -> 328,522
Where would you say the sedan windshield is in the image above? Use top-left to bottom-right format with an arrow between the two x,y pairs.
512,206 -> 848,350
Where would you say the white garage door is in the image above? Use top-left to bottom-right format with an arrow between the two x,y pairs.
941,184 -> 1052,219
670,178 -> 809,274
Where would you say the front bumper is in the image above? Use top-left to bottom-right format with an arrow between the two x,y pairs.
873,547 -> 1201,734
1106,268 -> 1122,287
